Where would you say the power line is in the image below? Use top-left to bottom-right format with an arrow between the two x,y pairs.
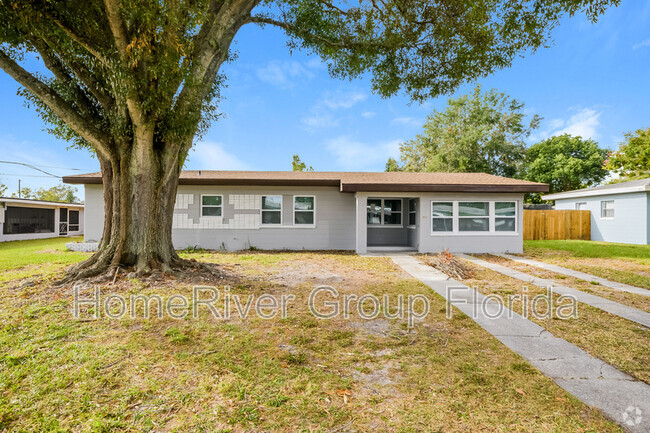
0,173 -> 62,179
0,160 -> 86,171
0,161 -> 63,178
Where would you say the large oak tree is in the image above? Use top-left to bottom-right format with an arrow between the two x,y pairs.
0,0 -> 617,278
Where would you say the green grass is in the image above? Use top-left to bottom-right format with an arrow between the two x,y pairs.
523,240 -> 650,289
524,240 -> 650,264
0,236 -> 86,270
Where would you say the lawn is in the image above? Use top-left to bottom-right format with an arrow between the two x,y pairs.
0,239 -> 622,432
524,240 -> 650,289
460,255 -> 650,384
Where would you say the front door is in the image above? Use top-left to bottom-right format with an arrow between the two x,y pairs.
59,208 -> 68,236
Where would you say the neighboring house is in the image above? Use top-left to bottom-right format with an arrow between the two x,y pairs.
543,178 -> 650,245
63,171 -> 547,254
0,197 -> 84,242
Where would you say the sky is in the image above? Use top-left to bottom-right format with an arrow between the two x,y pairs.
0,1 -> 649,196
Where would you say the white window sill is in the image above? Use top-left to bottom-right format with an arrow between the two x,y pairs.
431,231 -> 519,236
260,225 -> 317,229
367,225 -> 404,229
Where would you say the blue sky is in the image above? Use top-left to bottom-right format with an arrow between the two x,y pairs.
0,0 -> 649,196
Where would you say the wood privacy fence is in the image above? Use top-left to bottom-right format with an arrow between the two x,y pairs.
523,210 -> 591,240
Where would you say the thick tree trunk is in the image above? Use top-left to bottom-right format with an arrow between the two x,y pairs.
64,136 -> 185,280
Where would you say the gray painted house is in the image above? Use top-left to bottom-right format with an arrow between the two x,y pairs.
64,171 -> 547,254
543,178 -> 650,245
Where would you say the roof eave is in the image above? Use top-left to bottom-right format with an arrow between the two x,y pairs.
543,185 -> 650,200
341,183 -> 549,193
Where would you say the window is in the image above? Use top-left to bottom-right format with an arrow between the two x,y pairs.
367,198 -> 402,226
69,210 -> 80,232
294,196 -> 315,225
576,202 -> 587,210
262,195 -> 282,225
432,202 -> 453,232
458,202 -> 489,231
2,206 -> 55,235
495,202 -> 516,232
408,199 -> 417,226
201,195 -> 223,217
601,200 -> 615,219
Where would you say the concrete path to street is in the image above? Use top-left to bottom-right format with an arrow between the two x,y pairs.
389,254 -> 650,433
457,253 -> 650,328
497,253 -> 650,297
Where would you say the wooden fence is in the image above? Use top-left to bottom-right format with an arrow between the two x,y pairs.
523,210 -> 591,240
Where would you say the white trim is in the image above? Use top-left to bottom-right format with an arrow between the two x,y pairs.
366,197 -> 404,228
200,194 -> 223,218
0,198 -> 84,208
543,184 -> 650,200
430,200 -> 518,236
292,195 -> 316,227
260,195 -> 283,226
600,199 -> 615,220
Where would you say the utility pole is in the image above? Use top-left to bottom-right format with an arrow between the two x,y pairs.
18,179 -> 21,198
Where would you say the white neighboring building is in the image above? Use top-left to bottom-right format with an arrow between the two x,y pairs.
65,170 -> 547,254
0,197 -> 84,242
543,178 -> 650,245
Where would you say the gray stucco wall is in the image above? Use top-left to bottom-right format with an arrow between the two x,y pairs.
355,192 -> 525,254
554,191 -> 649,244
85,185 -> 356,250
83,185 -> 526,253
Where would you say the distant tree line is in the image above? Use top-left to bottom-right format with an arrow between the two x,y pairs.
0,182 -> 80,203
386,86 -> 648,203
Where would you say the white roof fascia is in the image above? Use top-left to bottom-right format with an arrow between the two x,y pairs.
542,185 -> 650,201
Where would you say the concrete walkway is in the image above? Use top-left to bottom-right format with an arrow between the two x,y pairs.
458,253 -> 650,328
497,253 -> 650,297
390,254 -> 650,433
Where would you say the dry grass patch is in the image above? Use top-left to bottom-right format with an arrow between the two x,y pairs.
482,254 -> 650,313
459,256 -> 650,384
0,246 -> 623,431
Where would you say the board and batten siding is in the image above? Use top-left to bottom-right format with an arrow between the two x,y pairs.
553,191 -> 649,244
84,184 -> 356,250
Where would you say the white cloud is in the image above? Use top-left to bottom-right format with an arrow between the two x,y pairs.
301,90 -> 367,130
392,116 -> 424,128
530,107 -> 602,143
321,90 -> 367,109
361,111 -> 376,119
256,60 -> 314,88
555,108 -> 601,139
633,39 -> 650,50
190,141 -> 251,170
326,136 -> 402,170
302,113 -> 339,129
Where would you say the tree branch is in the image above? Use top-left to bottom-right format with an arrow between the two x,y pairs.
51,17 -> 109,65
103,0 -> 148,131
0,50 -> 112,158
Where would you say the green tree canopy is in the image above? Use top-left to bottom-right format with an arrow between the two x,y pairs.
393,86 -> 540,177
606,127 -> 650,179
291,155 -> 313,171
34,184 -> 81,203
385,157 -> 400,172
523,134 -> 608,203
0,0 -> 619,278
0,181 -> 7,197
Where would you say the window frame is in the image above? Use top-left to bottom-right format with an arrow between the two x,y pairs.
494,201 -> 517,233
575,202 -> 587,210
200,194 -> 224,218
69,210 -> 80,232
458,201 -> 490,233
293,195 -> 316,227
600,200 -> 615,220
366,198 -> 404,228
430,200 -> 519,236
261,195 -> 283,226
407,199 -> 417,228
431,201 -> 454,233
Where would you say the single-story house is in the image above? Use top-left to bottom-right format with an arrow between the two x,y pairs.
63,171 -> 547,254
0,197 -> 84,242
543,178 -> 650,245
